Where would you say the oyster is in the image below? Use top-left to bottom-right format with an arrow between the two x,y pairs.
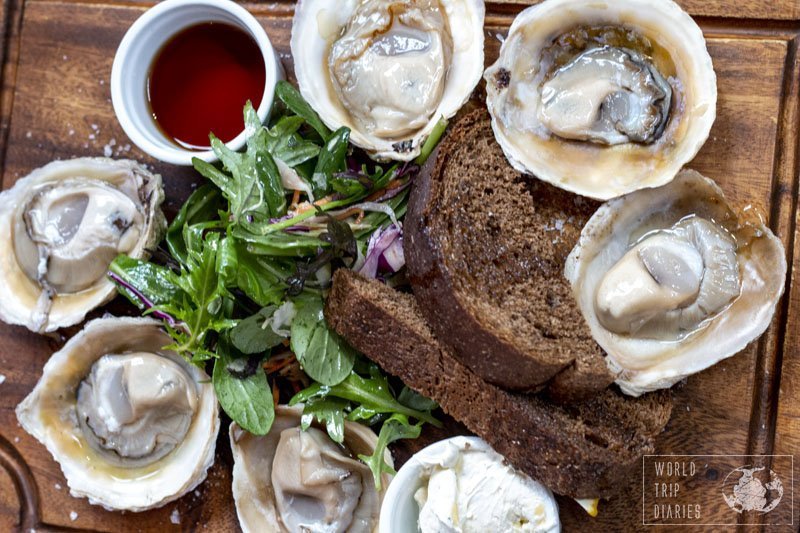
16,317 -> 219,511
484,0 -> 716,199
230,405 -> 390,532
565,170 -> 786,395
0,158 -> 165,332
291,0 -> 484,160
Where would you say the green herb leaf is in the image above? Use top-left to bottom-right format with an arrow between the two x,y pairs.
166,184 -> 225,267
330,176 -> 368,197
289,369 -> 440,426
254,148 -> 287,218
195,103 -> 291,232
311,127 -> 350,199
162,232 -> 236,360
398,386 -> 439,413
290,297 -> 356,386
234,242 -> 291,306
231,306 -> 285,354
108,255 -> 185,308
210,134 -> 271,226
275,80 -> 331,139
300,397 -> 349,443
264,115 -> 321,167
213,336 -> 275,435
359,414 -> 423,489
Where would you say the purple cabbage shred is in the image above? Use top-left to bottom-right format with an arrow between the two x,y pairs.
107,270 -> 178,327
357,223 -> 404,279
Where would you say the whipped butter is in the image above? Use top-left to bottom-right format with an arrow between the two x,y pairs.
413,438 -> 560,532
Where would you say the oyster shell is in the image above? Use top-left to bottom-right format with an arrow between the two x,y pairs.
565,170 -> 786,395
0,158 -> 165,332
230,405 -> 390,532
484,0 -> 716,199
16,317 -> 219,511
291,0 -> 484,161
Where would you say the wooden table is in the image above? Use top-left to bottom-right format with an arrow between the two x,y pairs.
0,1 -> 799,531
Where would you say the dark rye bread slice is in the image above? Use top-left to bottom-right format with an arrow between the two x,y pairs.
325,270 -> 672,498
405,108 -> 613,399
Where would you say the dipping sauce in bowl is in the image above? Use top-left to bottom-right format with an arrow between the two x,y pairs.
148,22 -> 266,150
111,0 -> 283,165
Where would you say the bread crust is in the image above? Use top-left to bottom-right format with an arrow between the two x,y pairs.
405,109 -> 613,397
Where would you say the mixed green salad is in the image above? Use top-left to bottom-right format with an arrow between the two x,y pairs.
108,81 -> 445,488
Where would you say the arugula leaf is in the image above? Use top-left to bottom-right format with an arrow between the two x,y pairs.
233,242 -> 291,306
398,386 -> 439,413
210,135 -> 270,226
290,297 -> 356,385
193,158 -> 236,199
169,232 -> 237,361
275,80 -> 331,139
193,102 -> 288,231
109,255 -> 185,309
166,184 -> 225,267
231,306 -> 285,354
311,127 -> 349,199
330,176 -> 368,197
300,397 -> 349,444
213,336 -> 275,435
182,220 -> 225,262
290,370 -> 440,426
359,414 -> 423,489
264,115 -> 321,167
245,104 -> 287,218
216,234 -> 239,293
235,230 -> 330,258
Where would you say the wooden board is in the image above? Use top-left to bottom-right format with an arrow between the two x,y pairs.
0,1 -> 798,531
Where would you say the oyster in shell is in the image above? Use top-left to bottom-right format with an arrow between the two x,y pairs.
484,0 -> 716,199
565,170 -> 786,395
0,158 -> 165,332
230,405 -> 390,532
291,0 -> 484,160
16,317 -> 219,511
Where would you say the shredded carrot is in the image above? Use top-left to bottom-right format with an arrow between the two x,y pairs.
366,179 -> 404,201
313,197 -> 332,207
355,210 -> 365,224
295,196 -> 332,214
291,189 -> 300,208
264,357 -> 291,374
333,207 -> 363,221
272,381 -> 280,406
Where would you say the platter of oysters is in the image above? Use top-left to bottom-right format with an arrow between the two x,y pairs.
0,0 -> 797,530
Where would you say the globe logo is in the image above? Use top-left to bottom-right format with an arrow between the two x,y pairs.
722,466 -> 784,513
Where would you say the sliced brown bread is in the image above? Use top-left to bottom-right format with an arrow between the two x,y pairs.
325,270 -> 673,498
405,108 -> 613,399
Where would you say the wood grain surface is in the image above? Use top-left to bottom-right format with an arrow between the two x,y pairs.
0,1 -> 799,532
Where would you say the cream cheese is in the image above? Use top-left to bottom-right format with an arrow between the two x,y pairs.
413,438 -> 560,533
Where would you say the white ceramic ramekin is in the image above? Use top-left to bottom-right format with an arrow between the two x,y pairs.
379,436 -> 482,533
110,0 -> 283,166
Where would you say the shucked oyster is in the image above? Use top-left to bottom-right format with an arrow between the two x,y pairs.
16,317 -> 219,511
230,405 -> 390,532
0,158 -> 165,332
565,170 -> 786,395
485,0 -> 716,199
291,0 -> 484,160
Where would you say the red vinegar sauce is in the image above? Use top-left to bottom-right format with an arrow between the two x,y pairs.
148,22 -> 266,150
